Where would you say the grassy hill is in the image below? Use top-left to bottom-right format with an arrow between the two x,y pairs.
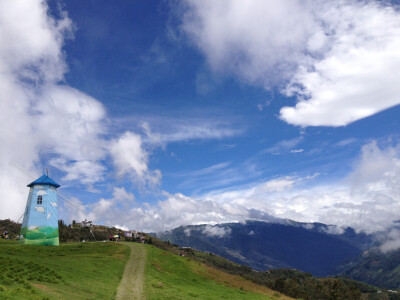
0,238 -> 288,299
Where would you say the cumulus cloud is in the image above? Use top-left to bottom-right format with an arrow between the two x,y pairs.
110,132 -> 162,189
181,0 -> 314,86
180,0 -> 400,126
281,1 -> 400,126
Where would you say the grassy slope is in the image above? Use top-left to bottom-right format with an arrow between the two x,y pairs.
0,239 -> 290,300
0,239 -> 129,299
144,244 -> 292,300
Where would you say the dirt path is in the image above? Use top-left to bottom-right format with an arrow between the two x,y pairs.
116,243 -> 146,300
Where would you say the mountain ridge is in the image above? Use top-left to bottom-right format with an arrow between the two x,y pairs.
156,219 -> 374,276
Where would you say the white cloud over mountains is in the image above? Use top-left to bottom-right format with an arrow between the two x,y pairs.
181,0 -> 400,127
81,141 -> 400,238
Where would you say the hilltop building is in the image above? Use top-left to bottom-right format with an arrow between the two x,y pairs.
19,175 -> 60,246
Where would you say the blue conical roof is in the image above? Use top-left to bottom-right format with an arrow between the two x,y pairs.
27,175 -> 60,188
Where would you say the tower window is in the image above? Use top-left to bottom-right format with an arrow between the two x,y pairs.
37,195 -> 42,205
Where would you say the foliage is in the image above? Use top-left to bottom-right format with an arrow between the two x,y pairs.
0,219 -> 21,238
58,219 -> 122,242
341,248 -> 400,290
189,252 -> 363,299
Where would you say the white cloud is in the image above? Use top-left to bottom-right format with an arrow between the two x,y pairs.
181,0 -> 400,126
184,228 -> 191,237
260,177 -> 297,192
181,0 -> 314,86
114,224 -> 129,231
36,190 -> 47,196
290,149 -> 304,153
110,131 -> 162,189
202,225 -> 231,238
380,228 -> 400,253
281,2 -> 400,126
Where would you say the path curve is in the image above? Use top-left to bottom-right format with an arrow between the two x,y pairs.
116,242 -> 146,300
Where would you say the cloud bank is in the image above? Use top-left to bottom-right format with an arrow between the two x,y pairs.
79,141 -> 400,238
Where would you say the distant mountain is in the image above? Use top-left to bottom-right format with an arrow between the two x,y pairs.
156,220 -> 374,277
340,247 -> 400,289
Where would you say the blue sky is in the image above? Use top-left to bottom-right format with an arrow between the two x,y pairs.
1,1 -> 400,237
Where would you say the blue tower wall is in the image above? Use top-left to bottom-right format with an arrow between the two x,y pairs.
20,183 -> 59,246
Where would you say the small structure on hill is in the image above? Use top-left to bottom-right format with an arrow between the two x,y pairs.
19,175 -> 60,246
81,219 -> 93,228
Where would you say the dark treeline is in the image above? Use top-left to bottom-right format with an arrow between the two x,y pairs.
0,219 -> 21,238
58,220 -> 151,243
0,219 -> 150,243
58,220 -> 119,242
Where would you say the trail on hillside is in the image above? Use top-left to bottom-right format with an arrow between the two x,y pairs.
116,243 -> 146,300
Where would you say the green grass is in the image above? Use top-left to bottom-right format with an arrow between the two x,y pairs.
144,244 -> 283,300
0,239 -> 290,299
0,239 -> 129,299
